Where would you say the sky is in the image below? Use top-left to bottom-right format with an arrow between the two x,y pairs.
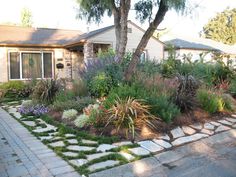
0,0 -> 236,40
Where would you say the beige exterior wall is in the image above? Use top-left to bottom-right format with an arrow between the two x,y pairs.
0,47 -> 74,82
88,22 -> 164,61
0,47 -> 8,82
164,49 -> 213,62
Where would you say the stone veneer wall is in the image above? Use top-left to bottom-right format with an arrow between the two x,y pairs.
84,42 -> 94,60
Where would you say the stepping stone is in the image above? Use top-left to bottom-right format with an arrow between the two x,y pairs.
225,118 -> 236,123
49,141 -> 65,147
172,133 -> 208,146
65,134 -> 76,138
63,152 -> 78,157
69,159 -> 88,167
218,120 -> 232,126
157,134 -> 170,141
231,114 -> 236,118
67,139 -> 78,144
182,126 -> 196,135
138,140 -> 164,153
8,107 -> 17,114
204,123 -> 214,130
210,121 -> 221,126
97,144 -> 117,152
88,160 -> 119,171
153,139 -> 172,149
201,129 -> 214,135
39,136 -> 53,140
215,125 -> 230,133
67,145 -> 95,151
86,152 -> 113,161
33,124 -> 57,133
190,123 -> 202,130
14,112 -> 22,119
22,121 -> 36,127
112,141 -> 133,147
128,147 -> 150,156
81,139 -> 98,145
119,152 -> 135,161
171,127 -> 185,139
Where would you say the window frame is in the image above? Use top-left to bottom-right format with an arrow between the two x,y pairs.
8,50 -> 54,80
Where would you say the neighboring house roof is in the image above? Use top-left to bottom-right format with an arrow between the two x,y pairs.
73,25 -> 114,42
164,38 -> 217,51
0,25 -> 82,47
164,38 -> 236,55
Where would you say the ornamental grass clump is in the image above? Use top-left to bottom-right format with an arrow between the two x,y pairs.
62,109 -> 78,120
105,97 -> 159,140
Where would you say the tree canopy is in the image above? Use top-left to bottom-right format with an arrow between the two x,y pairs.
76,0 -> 187,80
201,8 -> 236,45
21,8 -> 33,27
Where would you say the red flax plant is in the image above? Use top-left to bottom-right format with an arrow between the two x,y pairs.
105,97 -> 160,141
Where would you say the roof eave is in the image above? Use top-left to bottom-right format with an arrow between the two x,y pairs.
0,43 -> 64,48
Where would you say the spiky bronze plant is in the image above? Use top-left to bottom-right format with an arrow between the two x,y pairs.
105,97 -> 158,140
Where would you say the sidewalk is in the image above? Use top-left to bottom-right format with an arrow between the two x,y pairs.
0,108 -> 81,177
90,129 -> 236,177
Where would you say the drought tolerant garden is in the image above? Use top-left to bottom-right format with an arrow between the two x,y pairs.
1,50 -> 236,175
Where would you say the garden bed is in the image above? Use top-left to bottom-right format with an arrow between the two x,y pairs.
1,100 -> 236,176
1,51 -> 236,176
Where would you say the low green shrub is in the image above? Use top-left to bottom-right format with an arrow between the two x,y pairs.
0,81 -> 32,98
147,94 -> 180,123
196,89 -> 233,113
88,71 -> 113,97
62,109 -> 78,120
229,79 -> 236,97
53,97 -> 95,113
54,90 -> 75,103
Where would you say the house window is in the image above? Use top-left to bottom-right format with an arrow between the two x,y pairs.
128,28 -> 132,33
9,51 -> 53,80
140,50 -> 148,62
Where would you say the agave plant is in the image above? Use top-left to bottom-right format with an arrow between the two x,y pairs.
105,97 -> 158,140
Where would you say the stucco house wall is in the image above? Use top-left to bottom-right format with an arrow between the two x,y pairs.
0,47 -> 76,82
88,22 -> 164,61
164,49 -> 213,62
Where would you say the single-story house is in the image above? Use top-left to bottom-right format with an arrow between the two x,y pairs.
0,21 -> 164,82
164,38 -> 236,63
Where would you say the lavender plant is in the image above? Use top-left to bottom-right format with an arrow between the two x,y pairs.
18,104 -> 49,116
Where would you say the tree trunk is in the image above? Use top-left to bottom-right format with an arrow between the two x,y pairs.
113,9 -> 121,56
111,2 -> 121,60
125,0 -> 168,81
116,0 -> 131,63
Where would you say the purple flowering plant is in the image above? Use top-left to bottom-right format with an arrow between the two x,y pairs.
18,104 -> 49,117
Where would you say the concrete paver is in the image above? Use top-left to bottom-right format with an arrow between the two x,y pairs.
0,108 -> 81,177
